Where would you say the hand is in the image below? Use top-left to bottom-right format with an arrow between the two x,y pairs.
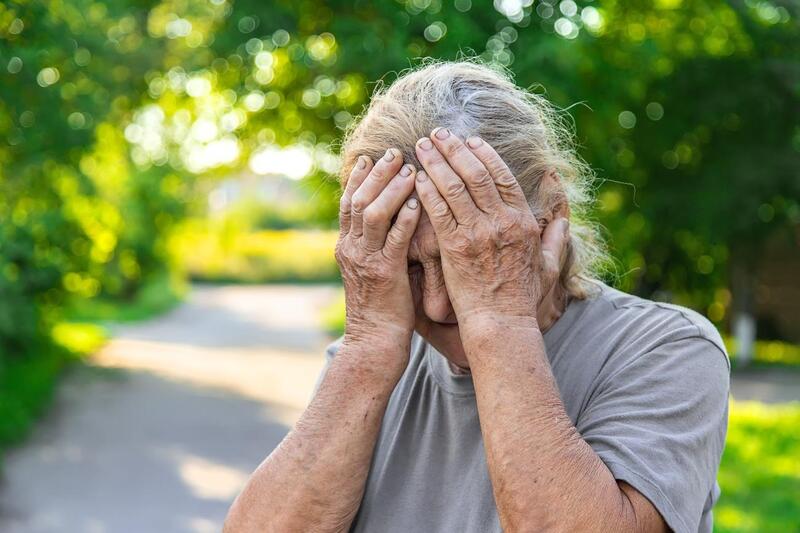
413,128 -> 570,331
336,149 -> 421,355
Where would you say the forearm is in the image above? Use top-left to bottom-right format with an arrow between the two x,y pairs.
224,339 -> 406,533
464,319 -> 648,533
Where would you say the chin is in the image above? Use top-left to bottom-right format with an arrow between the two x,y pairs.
416,321 -> 470,369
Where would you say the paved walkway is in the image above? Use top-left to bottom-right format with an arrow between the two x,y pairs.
0,284 -> 797,533
730,367 -> 800,404
0,285 -> 339,533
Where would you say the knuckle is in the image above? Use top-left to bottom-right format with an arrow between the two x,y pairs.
520,215 -> 539,236
495,170 -> 518,189
369,164 -> 392,183
385,230 -> 403,249
445,179 -> 466,197
392,212 -> 410,231
334,240 -> 348,262
485,154 -> 507,174
497,212 -> 520,235
469,166 -> 493,188
367,261 -> 391,281
451,236 -> 472,255
444,140 -> 466,158
431,199 -> 451,218
464,158 -> 485,176
351,195 -> 366,213
363,205 -> 385,225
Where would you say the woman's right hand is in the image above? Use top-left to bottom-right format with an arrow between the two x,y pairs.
336,149 -> 421,365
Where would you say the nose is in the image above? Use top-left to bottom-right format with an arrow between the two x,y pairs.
421,261 -> 455,323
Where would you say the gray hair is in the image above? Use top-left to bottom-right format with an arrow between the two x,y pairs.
339,58 -> 608,299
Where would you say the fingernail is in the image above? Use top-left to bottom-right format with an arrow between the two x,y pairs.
356,156 -> 367,169
417,138 -> 433,151
466,136 -> 483,148
400,164 -> 413,177
384,148 -> 396,161
407,198 -> 419,209
433,127 -> 450,140
416,170 -> 428,182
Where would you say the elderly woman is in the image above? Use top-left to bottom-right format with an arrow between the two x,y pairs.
225,61 -> 729,533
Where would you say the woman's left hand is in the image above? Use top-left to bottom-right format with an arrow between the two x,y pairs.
414,128 -> 570,333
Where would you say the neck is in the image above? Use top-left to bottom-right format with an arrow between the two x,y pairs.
446,282 -> 570,376
537,282 -> 569,333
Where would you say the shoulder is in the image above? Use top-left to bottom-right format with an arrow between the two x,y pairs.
571,281 -> 729,371
571,288 -> 731,533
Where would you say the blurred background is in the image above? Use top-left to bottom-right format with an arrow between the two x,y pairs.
0,0 -> 798,531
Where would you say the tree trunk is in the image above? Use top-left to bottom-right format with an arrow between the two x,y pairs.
731,257 -> 756,365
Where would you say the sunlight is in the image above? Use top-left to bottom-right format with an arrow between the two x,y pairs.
249,144 -> 314,180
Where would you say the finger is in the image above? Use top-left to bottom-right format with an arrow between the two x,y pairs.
415,169 -> 457,237
351,148 -> 404,238
540,217 -> 570,288
362,165 -> 417,251
415,136 -> 480,225
429,127 -> 502,212
339,156 -> 373,236
383,196 -> 422,260
464,136 -> 529,209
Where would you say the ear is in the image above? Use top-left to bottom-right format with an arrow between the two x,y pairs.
536,170 -> 571,229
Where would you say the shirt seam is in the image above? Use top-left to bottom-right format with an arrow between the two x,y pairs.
597,335 -> 731,394
424,343 -> 477,398
604,286 -> 727,351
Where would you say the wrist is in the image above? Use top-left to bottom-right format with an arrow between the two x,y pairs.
340,329 -> 412,380
345,313 -> 413,342
460,312 -> 539,335
324,345 -> 405,401
459,313 -> 541,358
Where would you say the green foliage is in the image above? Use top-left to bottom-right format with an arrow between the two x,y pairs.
0,0 -> 193,357
178,222 -> 339,283
147,0 -> 796,329
216,197 -> 335,231
4,0 -> 792,342
716,400 -> 800,532
64,271 -> 185,324
0,324 -> 105,455
0,343 -> 67,451
726,336 -> 800,367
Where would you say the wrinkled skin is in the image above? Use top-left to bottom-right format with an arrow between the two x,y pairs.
337,133 -> 570,371
335,147 -> 423,373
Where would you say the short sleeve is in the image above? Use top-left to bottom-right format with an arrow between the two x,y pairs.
576,337 -> 730,533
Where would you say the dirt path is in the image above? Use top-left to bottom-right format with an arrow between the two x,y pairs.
0,283 -> 796,532
0,284 -> 340,533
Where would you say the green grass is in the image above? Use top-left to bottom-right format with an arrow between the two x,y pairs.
177,226 -> 340,284
716,400 -> 800,533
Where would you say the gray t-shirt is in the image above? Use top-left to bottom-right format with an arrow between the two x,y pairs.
320,282 -> 730,533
